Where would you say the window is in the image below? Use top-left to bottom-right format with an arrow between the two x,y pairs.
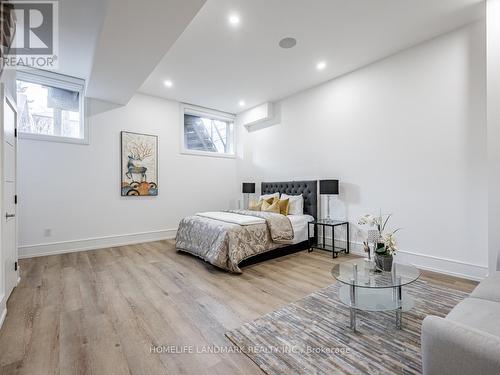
182,105 -> 235,157
16,70 -> 87,144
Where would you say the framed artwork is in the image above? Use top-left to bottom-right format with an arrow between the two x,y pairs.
121,131 -> 158,196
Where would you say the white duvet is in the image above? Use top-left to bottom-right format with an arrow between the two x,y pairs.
284,214 -> 315,244
196,211 -> 266,226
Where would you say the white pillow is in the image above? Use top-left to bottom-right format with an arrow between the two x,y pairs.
259,192 -> 279,201
281,193 -> 303,215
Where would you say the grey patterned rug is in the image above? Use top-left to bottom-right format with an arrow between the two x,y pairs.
225,281 -> 467,375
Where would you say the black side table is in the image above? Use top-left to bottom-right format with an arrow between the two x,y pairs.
307,219 -> 350,258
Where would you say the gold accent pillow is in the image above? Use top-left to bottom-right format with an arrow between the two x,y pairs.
262,198 -> 281,213
260,198 -> 271,211
248,200 -> 262,211
260,197 -> 276,209
278,198 -> 289,215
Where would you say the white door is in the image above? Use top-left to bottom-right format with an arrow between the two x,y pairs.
2,89 -> 18,298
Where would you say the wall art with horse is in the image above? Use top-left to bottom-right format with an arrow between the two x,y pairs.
121,131 -> 158,196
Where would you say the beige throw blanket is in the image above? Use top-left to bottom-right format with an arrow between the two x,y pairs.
224,210 -> 294,242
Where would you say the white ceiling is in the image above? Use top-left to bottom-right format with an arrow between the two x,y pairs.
53,0 -> 106,81
49,0 -> 206,105
139,0 -> 485,114
86,0 -> 206,104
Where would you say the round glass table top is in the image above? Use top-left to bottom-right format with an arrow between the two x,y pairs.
331,258 -> 420,288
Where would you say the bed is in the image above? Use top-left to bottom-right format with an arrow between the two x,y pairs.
175,180 -> 318,273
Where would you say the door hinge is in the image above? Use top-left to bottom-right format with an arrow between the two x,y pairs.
14,128 -> 17,138
14,194 -> 17,204
14,261 -> 18,271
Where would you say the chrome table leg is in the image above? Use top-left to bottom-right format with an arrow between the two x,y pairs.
395,278 -> 402,329
350,282 -> 357,331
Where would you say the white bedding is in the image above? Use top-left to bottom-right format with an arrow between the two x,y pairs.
196,211 -> 266,226
284,214 -> 315,244
281,194 -> 304,215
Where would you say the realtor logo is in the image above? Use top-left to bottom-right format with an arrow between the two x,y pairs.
2,0 -> 59,69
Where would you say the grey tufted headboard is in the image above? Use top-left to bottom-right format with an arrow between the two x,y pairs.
261,180 -> 318,219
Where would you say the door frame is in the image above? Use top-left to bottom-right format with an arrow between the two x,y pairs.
0,82 -> 19,305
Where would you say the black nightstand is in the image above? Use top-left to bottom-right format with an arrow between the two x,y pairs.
307,219 -> 350,258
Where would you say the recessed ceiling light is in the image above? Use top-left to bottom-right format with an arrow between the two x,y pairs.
279,37 -> 297,49
239,100 -> 246,106
164,80 -> 173,87
316,61 -> 326,71
229,14 -> 240,26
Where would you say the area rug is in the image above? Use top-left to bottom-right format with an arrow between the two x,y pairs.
225,281 -> 468,375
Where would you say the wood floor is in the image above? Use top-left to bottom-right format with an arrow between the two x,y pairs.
0,240 -> 477,375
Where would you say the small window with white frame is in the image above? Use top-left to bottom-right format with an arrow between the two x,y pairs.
16,70 -> 87,144
181,104 -> 235,157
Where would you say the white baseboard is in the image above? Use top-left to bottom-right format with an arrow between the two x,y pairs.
18,229 -> 178,259
395,250 -> 488,282
0,296 -> 6,331
326,237 -> 487,281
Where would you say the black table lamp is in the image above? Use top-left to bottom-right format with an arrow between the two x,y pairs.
320,180 -> 339,221
242,183 -> 255,194
242,183 -> 255,209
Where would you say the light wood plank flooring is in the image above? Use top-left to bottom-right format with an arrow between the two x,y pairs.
0,240 -> 477,375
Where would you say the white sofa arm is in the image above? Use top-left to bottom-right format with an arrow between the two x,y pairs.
421,315 -> 500,375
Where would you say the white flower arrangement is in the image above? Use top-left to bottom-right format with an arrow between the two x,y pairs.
358,214 -> 378,227
381,231 -> 398,255
358,211 -> 400,256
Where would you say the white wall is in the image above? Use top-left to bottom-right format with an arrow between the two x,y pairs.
487,0 -> 500,272
16,20 -> 490,281
237,22 -> 488,280
18,94 -> 239,257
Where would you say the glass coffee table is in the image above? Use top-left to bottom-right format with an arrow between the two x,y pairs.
331,259 -> 420,331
